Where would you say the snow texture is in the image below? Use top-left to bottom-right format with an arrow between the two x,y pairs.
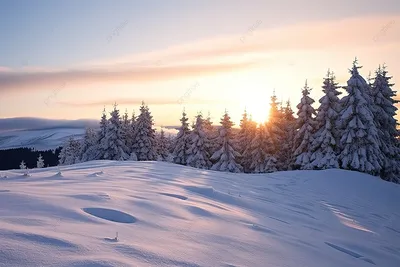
0,161 -> 399,267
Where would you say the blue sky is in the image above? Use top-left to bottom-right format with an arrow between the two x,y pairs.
0,0 -> 399,126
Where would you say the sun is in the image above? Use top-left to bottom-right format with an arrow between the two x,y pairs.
242,97 -> 270,125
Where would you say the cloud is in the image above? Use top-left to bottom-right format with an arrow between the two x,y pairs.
0,15 -> 398,94
0,62 -> 257,92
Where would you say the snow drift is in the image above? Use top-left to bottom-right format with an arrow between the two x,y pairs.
0,161 -> 399,266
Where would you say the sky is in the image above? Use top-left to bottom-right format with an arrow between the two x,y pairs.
0,0 -> 399,126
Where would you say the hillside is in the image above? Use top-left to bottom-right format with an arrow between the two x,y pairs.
0,161 -> 399,267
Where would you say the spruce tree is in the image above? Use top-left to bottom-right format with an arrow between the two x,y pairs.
187,114 -> 212,169
370,65 -> 400,182
79,127 -> 98,162
279,100 -> 296,170
310,70 -> 342,169
132,102 -> 157,161
338,59 -> 383,175
172,110 -> 191,165
96,107 -> 109,159
203,112 -> 219,158
210,111 -> 243,172
156,129 -> 170,161
19,160 -> 27,169
238,109 -> 256,172
101,104 -> 130,160
59,137 -> 81,165
36,154 -> 45,168
293,81 -> 317,170
267,91 -> 285,159
249,124 -> 277,173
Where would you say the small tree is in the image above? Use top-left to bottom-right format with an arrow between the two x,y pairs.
19,160 -> 27,169
36,154 -> 45,168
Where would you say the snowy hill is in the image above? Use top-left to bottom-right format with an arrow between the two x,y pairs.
0,127 -> 86,150
0,118 -> 99,150
0,161 -> 399,267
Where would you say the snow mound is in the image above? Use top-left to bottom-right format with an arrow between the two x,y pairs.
0,161 -> 399,267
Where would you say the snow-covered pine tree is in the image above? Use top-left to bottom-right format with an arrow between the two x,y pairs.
187,114 -> 212,169
210,111 -> 243,173
156,129 -> 170,161
267,91 -> 285,157
203,112 -> 219,158
121,109 -> 131,148
249,124 -> 277,173
36,154 -> 45,168
79,127 -> 99,162
293,81 -> 317,170
132,102 -> 157,161
338,59 -> 383,175
19,160 -> 26,169
237,109 -> 256,172
309,70 -> 342,169
59,136 -> 81,165
279,100 -> 296,170
370,65 -> 400,182
101,104 -> 130,160
125,110 -> 136,148
96,107 -> 109,159
172,110 -> 191,165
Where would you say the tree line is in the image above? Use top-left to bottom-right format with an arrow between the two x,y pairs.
58,59 -> 399,183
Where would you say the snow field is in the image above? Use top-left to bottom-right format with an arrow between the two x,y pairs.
0,161 -> 399,266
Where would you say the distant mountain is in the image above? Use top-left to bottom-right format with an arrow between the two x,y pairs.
0,118 -> 178,150
0,118 -> 98,150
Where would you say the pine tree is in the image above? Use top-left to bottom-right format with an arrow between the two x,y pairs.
79,127 -> 98,162
172,110 -> 191,165
187,114 -> 212,169
59,136 -> 81,165
36,154 -> 45,168
279,100 -> 296,170
121,109 -> 131,148
96,107 -> 109,159
237,109 -> 256,172
132,102 -> 157,161
203,112 -> 219,158
249,124 -> 277,173
210,111 -> 243,172
310,70 -> 342,169
370,65 -> 400,182
156,129 -> 170,161
101,104 -> 130,160
19,160 -> 26,169
267,91 -> 285,159
338,59 -> 383,175
293,81 -> 317,170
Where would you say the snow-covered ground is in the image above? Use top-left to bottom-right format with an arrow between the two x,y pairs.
0,161 -> 399,267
